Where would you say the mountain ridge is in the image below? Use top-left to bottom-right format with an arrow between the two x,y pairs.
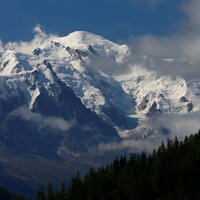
1,31 -> 199,128
0,30 -> 200,196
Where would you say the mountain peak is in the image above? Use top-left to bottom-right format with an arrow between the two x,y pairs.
55,31 -> 129,56
58,31 -> 110,46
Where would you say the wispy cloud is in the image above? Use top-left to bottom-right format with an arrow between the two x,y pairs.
33,24 -> 47,37
149,112 -> 200,140
90,111 -> 200,155
11,107 -> 75,132
91,139 -> 160,155
0,39 -> 4,53
5,24 -> 57,55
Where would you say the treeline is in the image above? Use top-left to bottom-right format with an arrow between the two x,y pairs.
13,131 -> 200,199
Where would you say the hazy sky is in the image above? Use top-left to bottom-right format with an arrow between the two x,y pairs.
0,0 -> 184,42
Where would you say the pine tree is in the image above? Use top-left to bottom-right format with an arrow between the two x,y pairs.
59,182 -> 66,200
47,183 -> 54,200
35,131 -> 200,200
67,172 -> 86,200
37,189 -> 46,200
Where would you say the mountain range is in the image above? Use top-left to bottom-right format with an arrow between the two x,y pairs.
0,30 -> 200,197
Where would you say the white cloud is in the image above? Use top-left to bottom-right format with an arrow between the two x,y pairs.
4,24 -> 57,55
89,138 -> 161,157
0,39 -> 4,53
33,24 -> 47,37
92,111 -> 200,155
11,107 -> 75,132
93,139 -> 160,155
128,0 -> 200,79
149,112 -> 200,140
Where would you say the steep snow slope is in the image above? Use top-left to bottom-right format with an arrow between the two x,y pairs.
0,58 -> 118,154
116,66 -> 200,117
0,31 -> 135,130
1,31 -> 200,131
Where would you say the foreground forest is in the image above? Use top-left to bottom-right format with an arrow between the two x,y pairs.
3,131 -> 200,200
37,131 -> 200,200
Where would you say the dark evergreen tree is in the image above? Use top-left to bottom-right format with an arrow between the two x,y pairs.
34,130 -> 200,200
37,188 -> 46,200
59,182 -> 66,200
47,183 -> 55,200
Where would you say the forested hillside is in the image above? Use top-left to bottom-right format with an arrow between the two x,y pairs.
15,131 -> 200,199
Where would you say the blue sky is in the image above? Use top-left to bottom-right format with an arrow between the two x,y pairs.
0,0 -> 185,42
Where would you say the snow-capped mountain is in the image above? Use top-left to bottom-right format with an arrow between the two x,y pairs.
1,30 -> 200,195
118,66 -> 198,116
1,31 -> 200,138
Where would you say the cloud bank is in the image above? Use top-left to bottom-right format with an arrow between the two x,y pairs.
92,139 -> 160,156
128,0 -> 200,79
92,111 -> 200,155
150,112 -> 200,140
11,107 -> 75,132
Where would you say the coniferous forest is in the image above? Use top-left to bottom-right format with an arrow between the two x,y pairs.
36,131 -> 200,200
3,131 -> 200,200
